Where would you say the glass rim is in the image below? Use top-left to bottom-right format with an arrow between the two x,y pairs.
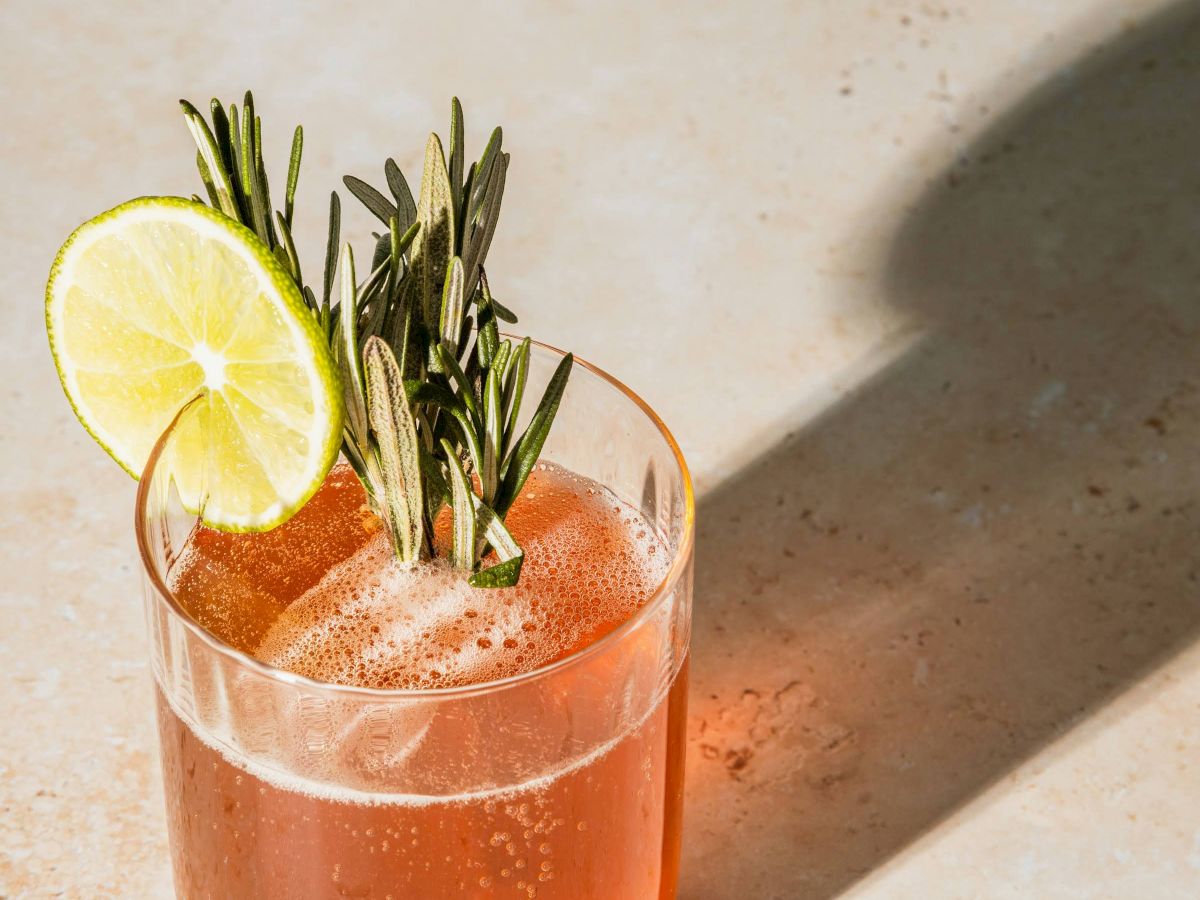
135,337 -> 695,702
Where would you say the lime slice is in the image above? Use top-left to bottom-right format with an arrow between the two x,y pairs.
46,197 -> 343,531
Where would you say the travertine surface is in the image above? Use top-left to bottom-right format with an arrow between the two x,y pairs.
2,1 -> 1197,897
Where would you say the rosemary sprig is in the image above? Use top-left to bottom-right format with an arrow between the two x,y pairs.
181,93 -> 570,587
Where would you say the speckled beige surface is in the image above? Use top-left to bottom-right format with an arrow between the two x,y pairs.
2,1 -> 1198,897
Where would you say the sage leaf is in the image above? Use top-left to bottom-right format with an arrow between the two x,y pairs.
411,134 -> 456,330
344,174 -> 398,226
274,213 -> 301,285
501,337 -> 531,456
322,192 -> 341,308
384,157 -> 417,229
395,219 -> 420,259
388,215 -> 403,279
496,352 -> 572,514
301,285 -> 324,329
337,244 -> 368,445
440,437 -> 476,570
194,151 -> 221,209
209,99 -> 235,180
240,98 -> 272,244
180,101 -> 238,220
371,230 -> 391,273
470,126 -> 503,224
475,270 -> 500,367
440,257 -> 466,354
482,364 -> 502,504
420,445 -> 449,523
468,499 -> 524,588
491,340 -> 512,380
469,556 -> 522,588
391,300 -> 415,379
285,125 -> 303,228
449,97 -> 465,219
462,152 -> 506,285
253,114 -> 277,248
364,336 -> 424,563
491,296 -> 518,324
226,103 -> 248,221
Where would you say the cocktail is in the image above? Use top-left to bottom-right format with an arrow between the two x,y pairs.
46,95 -> 693,898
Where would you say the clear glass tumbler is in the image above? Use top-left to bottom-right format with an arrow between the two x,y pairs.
135,341 -> 694,899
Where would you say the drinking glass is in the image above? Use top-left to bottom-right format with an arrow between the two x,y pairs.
135,340 -> 694,899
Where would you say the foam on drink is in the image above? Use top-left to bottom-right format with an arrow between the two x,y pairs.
254,462 -> 669,689
170,464 -> 383,653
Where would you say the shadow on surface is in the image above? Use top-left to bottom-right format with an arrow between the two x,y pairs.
680,6 -> 1200,898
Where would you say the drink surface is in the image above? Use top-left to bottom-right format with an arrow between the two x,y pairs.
173,462 -> 667,682
158,462 -> 687,899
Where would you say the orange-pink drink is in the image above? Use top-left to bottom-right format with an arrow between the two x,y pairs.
154,464 -> 688,899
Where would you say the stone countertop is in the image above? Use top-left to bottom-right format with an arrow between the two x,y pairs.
2,1 -> 1198,897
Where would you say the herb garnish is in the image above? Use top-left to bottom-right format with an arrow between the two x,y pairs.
180,93 -> 571,586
